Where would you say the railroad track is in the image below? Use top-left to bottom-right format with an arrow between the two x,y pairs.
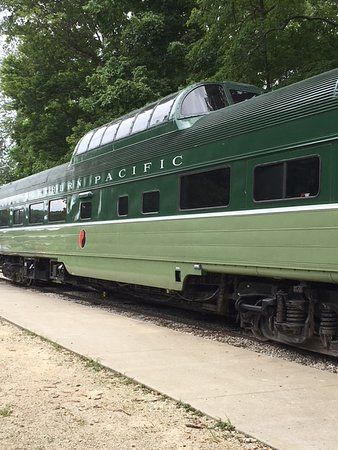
1,275 -> 337,374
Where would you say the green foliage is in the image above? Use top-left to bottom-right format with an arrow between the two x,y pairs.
0,0 -> 337,181
69,0 -> 195,147
84,357 -> 103,372
0,0 -> 101,178
188,0 -> 338,89
213,418 -> 235,432
0,405 -> 13,417
0,0 -> 195,179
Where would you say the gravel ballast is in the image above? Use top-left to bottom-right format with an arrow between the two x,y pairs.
35,282 -> 338,374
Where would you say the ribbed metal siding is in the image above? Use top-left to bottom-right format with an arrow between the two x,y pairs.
72,69 -> 338,176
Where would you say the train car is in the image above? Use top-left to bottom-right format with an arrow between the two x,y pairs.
0,70 -> 338,356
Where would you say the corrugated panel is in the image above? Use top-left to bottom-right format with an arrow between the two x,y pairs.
1,70 -> 338,193
72,69 -> 338,176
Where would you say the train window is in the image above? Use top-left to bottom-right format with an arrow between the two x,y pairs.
254,156 -> 320,201
13,208 -> 24,225
142,191 -> 160,214
254,163 -> 284,201
115,117 -> 135,140
149,96 -> 175,127
132,107 -> 154,134
118,195 -> 128,216
80,201 -> 92,220
230,90 -> 258,104
49,198 -> 67,222
76,131 -> 94,155
180,167 -> 230,210
0,209 -> 9,227
286,157 -> 320,198
181,85 -> 228,117
29,202 -> 44,224
88,126 -> 107,151
101,122 -> 120,146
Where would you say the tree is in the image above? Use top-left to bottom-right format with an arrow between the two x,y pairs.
0,0 -> 196,175
67,0 -> 195,153
0,0 -> 102,177
0,95 -> 15,185
187,0 -> 338,89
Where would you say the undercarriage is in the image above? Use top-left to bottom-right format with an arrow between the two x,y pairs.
1,255 -> 337,357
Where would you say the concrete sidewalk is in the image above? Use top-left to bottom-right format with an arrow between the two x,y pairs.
0,281 -> 337,450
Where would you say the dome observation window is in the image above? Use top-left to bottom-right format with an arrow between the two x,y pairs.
115,117 -> 135,140
76,131 -> 94,155
101,122 -> 120,146
132,107 -> 154,134
88,126 -> 107,151
181,84 -> 228,117
230,89 -> 258,104
149,96 -> 176,127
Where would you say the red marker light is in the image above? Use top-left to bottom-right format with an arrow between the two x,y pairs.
79,229 -> 86,248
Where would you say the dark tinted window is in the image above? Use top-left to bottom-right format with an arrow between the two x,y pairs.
0,209 -> 9,227
286,157 -> 320,198
181,85 -> 228,117
180,168 -> 230,210
29,203 -> 44,224
230,90 -> 258,104
49,199 -> 67,222
254,163 -> 284,201
254,156 -> 320,201
80,201 -> 92,219
142,191 -> 160,213
13,208 -> 24,225
118,196 -> 128,216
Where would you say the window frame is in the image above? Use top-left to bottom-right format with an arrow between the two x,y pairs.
117,195 -> 129,217
100,121 -> 121,146
141,190 -> 160,215
115,116 -> 135,141
148,96 -> 176,128
180,84 -> 227,119
131,107 -> 154,135
80,201 -> 92,221
252,154 -> 321,204
87,126 -> 107,151
48,198 -> 67,223
29,202 -> 45,225
0,209 -> 10,228
13,208 -> 24,226
179,165 -> 231,212
76,131 -> 95,155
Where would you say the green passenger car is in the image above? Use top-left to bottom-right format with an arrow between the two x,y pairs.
0,70 -> 338,356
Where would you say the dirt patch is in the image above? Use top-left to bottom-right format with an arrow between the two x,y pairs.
0,319 -> 269,450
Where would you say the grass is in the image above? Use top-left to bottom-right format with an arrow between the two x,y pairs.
0,405 -> 13,417
51,341 -> 62,352
74,417 -> 87,426
178,401 -> 203,417
213,418 -> 235,432
24,329 -> 62,352
119,375 -> 134,385
84,358 -> 102,372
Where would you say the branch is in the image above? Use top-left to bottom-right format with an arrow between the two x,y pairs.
264,14 -> 338,38
289,15 -> 338,28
